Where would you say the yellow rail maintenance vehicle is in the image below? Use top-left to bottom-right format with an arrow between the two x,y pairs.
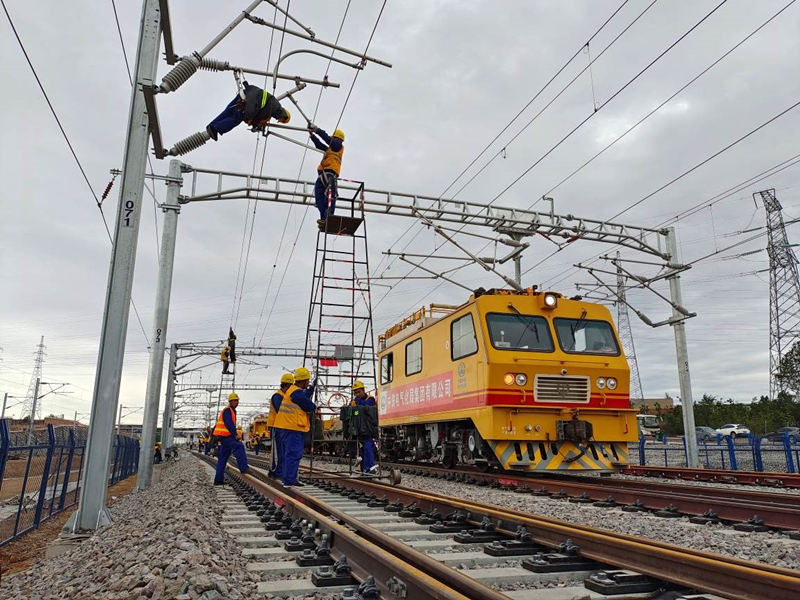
377,287 -> 638,473
246,415 -> 271,451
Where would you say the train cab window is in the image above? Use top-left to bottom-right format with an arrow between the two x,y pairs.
405,338 -> 422,375
486,313 -> 554,352
381,353 -> 394,384
451,313 -> 478,360
554,318 -> 620,355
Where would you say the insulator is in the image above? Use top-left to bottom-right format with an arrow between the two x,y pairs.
159,53 -> 201,93
198,57 -> 231,72
168,131 -> 210,157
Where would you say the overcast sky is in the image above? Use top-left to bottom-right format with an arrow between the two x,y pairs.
2,1 -> 800,426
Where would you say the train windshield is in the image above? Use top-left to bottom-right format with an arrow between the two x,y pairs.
553,318 -> 620,355
486,313 -> 554,352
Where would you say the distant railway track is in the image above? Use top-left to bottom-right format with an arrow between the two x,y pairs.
249,455 -> 800,531
624,464 -> 800,488
204,453 -> 800,599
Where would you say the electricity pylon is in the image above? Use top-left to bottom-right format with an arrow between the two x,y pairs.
615,254 -> 644,404
760,189 -> 800,399
21,336 -> 46,420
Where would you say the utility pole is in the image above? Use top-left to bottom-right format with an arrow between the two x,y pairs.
73,411 -> 78,428
26,377 -> 41,446
666,228 -> 698,467
116,404 -> 124,435
1,393 -> 7,419
68,0 -> 162,532
161,343 -> 178,450
137,160 -> 182,489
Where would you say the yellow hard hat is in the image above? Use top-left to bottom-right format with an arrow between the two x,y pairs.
332,129 -> 345,141
294,366 -> 311,381
280,373 -> 295,384
352,380 -> 365,391
279,108 -> 291,124
228,392 -> 239,401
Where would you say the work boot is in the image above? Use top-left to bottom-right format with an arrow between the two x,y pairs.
206,125 -> 218,141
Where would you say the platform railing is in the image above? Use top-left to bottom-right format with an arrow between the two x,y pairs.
0,419 -> 139,545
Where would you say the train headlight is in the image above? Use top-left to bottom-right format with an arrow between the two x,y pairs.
542,292 -> 558,309
504,373 -> 515,386
607,377 -> 617,390
596,377 -> 606,389
515,373 -> 527,386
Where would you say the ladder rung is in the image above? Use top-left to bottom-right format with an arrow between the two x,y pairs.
318,343 -> 375,349
311,301 -> 353,308
322,284 -> 358,290
307,328 -> 359,335
321,313 -> 371,320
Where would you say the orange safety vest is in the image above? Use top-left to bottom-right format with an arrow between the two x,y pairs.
273,384 -> 310,432
318,145 -> 344,176
220,347 -> 230,361
213,406 -> 236,437
267,388 -> 288,428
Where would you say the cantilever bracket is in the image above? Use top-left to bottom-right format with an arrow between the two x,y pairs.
142,85 -> 167,159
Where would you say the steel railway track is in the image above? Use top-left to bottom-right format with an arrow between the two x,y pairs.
204,453 -> 799,599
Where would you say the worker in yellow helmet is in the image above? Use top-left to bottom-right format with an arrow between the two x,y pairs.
352,380 -> 379,474
212,392 -> 250,485
308,125 -> 345,228
267,372 -> 295,479
207,82 -> 291,141
220,345 -> 232,374
273,367 -> 316,486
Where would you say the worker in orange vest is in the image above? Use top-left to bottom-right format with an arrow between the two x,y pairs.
267,372 -> 295,479
213,393 -> 250,485
273,367 -> 316,486
309,126 -> 344,228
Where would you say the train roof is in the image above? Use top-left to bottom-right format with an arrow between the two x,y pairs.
379,287 -> 549,349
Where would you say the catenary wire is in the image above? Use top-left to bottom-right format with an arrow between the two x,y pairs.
373,0 -> 729,317
372,0 -> 639,278
3,0 -> 151,346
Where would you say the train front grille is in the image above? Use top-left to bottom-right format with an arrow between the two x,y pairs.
534,375 -> 590,403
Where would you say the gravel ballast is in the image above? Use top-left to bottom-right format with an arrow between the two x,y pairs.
3,457 -> 260,600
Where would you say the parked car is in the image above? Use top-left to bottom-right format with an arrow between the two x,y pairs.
765,427 -> 800,444
715,424 -> 751,437
695,426 -> 716,441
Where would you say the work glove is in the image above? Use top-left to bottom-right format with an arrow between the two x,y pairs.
307,122 -> 318,133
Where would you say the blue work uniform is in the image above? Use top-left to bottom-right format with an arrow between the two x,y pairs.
310,129 -> 343,220
274,385 -> 316,485
356,395 -> 377,472
208,84 -> 288,136
268,391 -> 283,479
213,406 -> 249,484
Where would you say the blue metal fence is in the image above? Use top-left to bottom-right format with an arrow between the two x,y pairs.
0,419 -> 139,546
629,432 -> 800,472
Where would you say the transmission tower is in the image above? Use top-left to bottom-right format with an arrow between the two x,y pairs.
615,253 -> 644,405
21,336 -> 46,420
760,189 -> 800,399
